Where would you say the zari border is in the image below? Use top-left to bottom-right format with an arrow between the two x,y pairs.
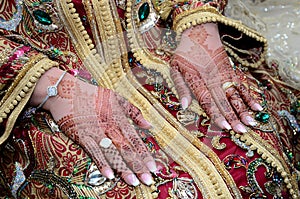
55,0 -> 115,89
0,56 -> 58,145
172,5 -> 268,69
232,130 -> 299,199
56,0 -> 236,198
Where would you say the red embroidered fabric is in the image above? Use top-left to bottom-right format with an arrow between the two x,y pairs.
0,0 -> 299,199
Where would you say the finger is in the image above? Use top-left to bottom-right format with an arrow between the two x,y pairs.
57,117 -> 115,179
197,89 -> 231,131
117,95 -> 152,129
236,82 -> 263,111
170,65 -> 192,110
79,135 -> 115,180
113,106 -> 155,185
182,71 -> 231,130
233,69 -> 263,111
225,86 -> 257,127
100,140 -> 140,186
113,96 -> 156,173
210,87 -> 247,133
105,126 -> 153,186
118,115 -> 156,172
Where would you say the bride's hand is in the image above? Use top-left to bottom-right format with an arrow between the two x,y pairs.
171,23 -> 263,133
30,67 -> 156,186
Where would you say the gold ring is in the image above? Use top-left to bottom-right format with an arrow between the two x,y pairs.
222,82 -> 237,90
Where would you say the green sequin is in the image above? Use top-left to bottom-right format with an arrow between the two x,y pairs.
255,112 -> 270,123
138,3 -> 150,21
33,10 -> 52,25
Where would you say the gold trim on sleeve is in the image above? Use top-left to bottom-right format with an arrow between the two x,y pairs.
172,5 -> 268,69
0,56 -> 58,145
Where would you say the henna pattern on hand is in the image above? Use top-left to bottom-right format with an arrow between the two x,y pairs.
48,72 -> 155,186
48,76 -> 75,99
171,23 -> 261,132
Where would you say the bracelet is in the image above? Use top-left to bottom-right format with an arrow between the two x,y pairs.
36,71 -> 67,110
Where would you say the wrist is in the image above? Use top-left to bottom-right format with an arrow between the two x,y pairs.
30,67 -> 67,111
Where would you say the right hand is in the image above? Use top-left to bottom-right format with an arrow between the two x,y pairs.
170,23 -> 263,133
30,68 -> 156,186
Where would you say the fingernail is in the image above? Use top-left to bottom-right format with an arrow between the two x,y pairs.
140,173 -> 153,186
221,121 -> 232,130
146,161 -> 157,173
236,124 -> 247,133
181,97 -> 189,110
103,168 -> 115,180
140,119 -> 152,129
246,116 -> 257,126
252,103 -> 263,111
126,174 -> 140,186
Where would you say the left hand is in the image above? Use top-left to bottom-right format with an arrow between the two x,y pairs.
170,23 -> 263,133
30,68 -> 156,186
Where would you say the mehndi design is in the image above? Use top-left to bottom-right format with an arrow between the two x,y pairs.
171,23 -> 262,133
33,68 -> 156,186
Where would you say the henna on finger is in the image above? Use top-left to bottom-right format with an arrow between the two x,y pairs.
115,115 -> 156,170
210,87 -> 247,133
105,126 -> 143,172
110,94 -> 155,171
57,115 -> 115,179
230,68 -> 263,111
105,125 -> 153,185
237,82 -> 263,111
116,94 -> 151,129
225,86 -> 256,126
170,65 -> 192,109
100,141 -> 140,186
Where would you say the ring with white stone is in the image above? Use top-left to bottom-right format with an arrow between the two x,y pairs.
99,138 -> 112,149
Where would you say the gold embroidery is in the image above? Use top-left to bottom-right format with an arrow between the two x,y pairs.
0,54 -> 46,107
231,130 -> 299,199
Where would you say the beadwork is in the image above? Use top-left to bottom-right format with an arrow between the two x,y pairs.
0,0 -> 23,31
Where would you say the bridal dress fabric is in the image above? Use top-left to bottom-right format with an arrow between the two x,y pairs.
225,0 -> 300,91
0,0 -> 299,198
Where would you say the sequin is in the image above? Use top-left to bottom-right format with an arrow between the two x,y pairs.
255,112 -> 270,123
0,0 -> 23,31
33,10 -> 53,25
138,3 -> 150,21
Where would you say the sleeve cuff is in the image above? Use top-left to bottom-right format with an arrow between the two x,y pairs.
172,5 -> 268,69
0,55 -> 58,145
